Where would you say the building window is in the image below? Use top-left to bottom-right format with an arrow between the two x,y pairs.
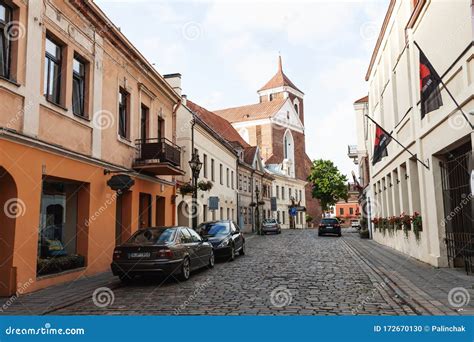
72,56 -> 86,117
289,188 -> 292,199
276,185 -> 279,199
282,187 -> 285,200
232,208 -> 234,220
269,94 -> 273,101
157,116 -> 165,140
294,103 -> 298,114
231,171 -> 234,189
118,88 -> 129,139
239,173 -> 242,190
219,163 -> 223,185
44,36 -> 62,105
227,208 -> 230,220
220,207 -> 223,220
226,168 -> 229,187
277,211 -> 280,223
140,104 -> 148,141
203,204 -> 207,222
339,208 -> 344,216
248,176 -> 251,192
282,211 -> 286,224
350,207 -> 354,215
38,179 -> 85,276
211,158 -> 215,181
203,154 -> 208,178
0,2 -> 12,79
299,190 -> 302,201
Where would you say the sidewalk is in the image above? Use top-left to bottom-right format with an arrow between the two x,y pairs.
0,271 -> 119,315
344,231 -> 474,315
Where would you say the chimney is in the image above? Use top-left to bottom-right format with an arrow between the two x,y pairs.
163,73 -> 182,96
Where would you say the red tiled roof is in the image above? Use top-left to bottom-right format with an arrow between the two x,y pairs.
186,100 -> 250,148
354,95 -> 368,104
213,98 -> 286,123
243,146 -> 258,165
258,56 -> 303,93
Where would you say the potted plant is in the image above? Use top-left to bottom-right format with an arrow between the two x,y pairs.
249,202 -> 257,207
197,180 -> 213,191
400,212 -> 411,238
179,182 -> 195,195
258,200 -> 265,206
412,212 -> 422,240
371,217 -> 380,231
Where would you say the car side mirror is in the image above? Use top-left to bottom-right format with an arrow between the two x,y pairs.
201,237 -> 208,242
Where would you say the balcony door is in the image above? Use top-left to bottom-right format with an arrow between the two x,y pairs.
157,117 -> 165,141
140,105 -> 149,142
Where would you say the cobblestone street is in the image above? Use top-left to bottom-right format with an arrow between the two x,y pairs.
37,229 -> 469,316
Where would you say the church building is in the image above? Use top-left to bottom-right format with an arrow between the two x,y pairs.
213,57 -> 321,223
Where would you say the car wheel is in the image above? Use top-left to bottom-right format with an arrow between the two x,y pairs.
338,233 -> 342,237
229,245 -> 236,261
180,257 -> 191,280
278,229 -> 281,234
208,250 -> 215,268
239,242 -> 245,256
318,232 -> 322,236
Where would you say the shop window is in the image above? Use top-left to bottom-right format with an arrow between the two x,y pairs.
37,179 -> 85,276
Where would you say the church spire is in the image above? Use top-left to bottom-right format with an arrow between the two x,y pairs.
258,54 -> 303,94
278,54 -> 283,73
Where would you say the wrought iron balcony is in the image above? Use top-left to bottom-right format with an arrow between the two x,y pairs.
133,138 -> 184,176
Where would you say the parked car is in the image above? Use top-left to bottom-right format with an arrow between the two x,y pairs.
262,218 -> 281,234
196,220 -> 245,261
351,219 -> 361,229
111,226 -> 214,282
318,218 -> 342,237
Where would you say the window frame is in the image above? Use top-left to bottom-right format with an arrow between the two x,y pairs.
72,55 -> 87,118
0,1 -> 12,80
118,87 -> 130,139
44,35 -> 63,105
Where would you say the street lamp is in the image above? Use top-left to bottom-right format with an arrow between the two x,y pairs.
255,186 -> 261,235
188,152 -> 202,230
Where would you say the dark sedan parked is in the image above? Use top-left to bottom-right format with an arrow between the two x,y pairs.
262,218 -> 281,234
318,218 -> 342,237
111,226 -> 214,282
197,220 -> 245,261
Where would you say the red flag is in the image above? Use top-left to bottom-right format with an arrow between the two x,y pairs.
420,50 -> 443,118
372,124 -> 391,165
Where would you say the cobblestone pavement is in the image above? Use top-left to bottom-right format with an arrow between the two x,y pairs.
2,229 -> 470,316
51,229 -> 426,316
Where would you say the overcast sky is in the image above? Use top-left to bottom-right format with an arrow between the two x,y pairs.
96,0 -> 388,178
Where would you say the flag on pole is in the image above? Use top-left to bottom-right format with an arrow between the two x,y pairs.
372,124 -> 392,165
419,50 -> 443,118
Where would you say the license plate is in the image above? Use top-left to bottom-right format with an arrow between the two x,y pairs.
129,252 -> 150,258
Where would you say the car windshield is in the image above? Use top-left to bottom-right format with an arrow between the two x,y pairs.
128,228 -> 176,245
263,219 -> 276,224
198,222 -> 230,237
321,219 -> 339,224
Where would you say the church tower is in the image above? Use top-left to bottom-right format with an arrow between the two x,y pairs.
257,56 -> 305,124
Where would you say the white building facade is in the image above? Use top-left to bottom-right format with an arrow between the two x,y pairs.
362,0 -> 473,269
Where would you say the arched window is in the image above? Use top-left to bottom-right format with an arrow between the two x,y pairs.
294,103 -> 298,114
283,130 -> 295,177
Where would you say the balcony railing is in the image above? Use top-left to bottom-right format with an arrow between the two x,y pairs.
133,138 -> 184,175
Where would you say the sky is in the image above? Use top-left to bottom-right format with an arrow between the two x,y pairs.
96,0 -> 389,178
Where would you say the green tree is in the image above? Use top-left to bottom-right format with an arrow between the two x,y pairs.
308,159 -> 348,212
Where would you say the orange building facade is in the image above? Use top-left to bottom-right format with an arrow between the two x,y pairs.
0,0 -> 182,295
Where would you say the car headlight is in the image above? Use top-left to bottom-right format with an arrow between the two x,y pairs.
218,239 -> 230,248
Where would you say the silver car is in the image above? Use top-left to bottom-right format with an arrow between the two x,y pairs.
262,218 -> 281,234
